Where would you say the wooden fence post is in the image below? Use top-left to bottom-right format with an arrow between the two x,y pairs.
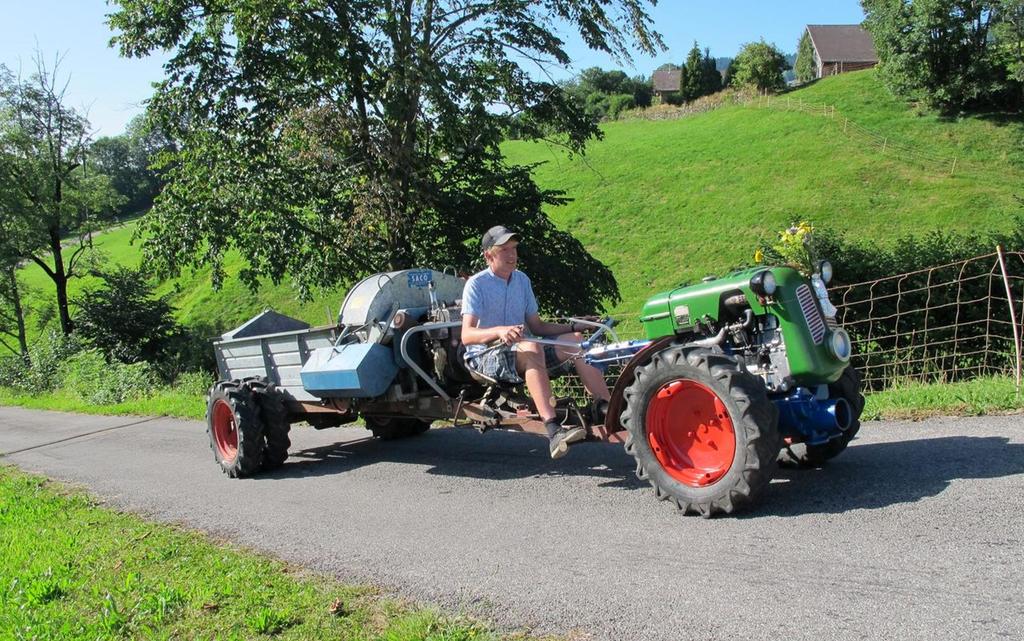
882,137 -> 887,153
996,245 -> 1023,395
950,157 -> 958,176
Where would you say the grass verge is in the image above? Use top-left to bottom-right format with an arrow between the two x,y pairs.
0,466 -> 510,641
0,387 -> 206,420
862,375 -> 1024,420
4,375 -> 1023,423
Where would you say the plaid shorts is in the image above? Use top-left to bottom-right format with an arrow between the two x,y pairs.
466,344 -> 570,384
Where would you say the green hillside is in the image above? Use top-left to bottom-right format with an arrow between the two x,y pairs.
503,69 -> 1023,313
12,69 -> 1023,345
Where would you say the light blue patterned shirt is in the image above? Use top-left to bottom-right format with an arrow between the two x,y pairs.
462,268 -> 539,358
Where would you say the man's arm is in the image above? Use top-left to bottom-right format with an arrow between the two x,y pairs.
525,313 -> 579,338
462,313 -> 523,346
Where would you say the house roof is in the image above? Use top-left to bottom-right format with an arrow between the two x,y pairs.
652,69 -> 682,92
806,25 -> 878,63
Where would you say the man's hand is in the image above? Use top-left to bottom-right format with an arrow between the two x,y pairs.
500,324 -> 524,345
570,316 -> 602,333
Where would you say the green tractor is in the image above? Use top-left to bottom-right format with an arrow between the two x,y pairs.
601,260 -> 863,516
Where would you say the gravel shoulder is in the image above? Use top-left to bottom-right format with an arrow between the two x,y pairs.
2,407 -> 1022,641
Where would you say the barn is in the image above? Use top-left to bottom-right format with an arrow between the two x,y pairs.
652,68 -> 682,101
805,25 -> 878,78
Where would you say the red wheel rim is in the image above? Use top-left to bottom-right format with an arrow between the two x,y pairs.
211,399 -> 238,462
645,379 -> 736,487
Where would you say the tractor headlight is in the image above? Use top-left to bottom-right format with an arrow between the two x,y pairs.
750,270 -> 777,297
818,260 -> 834,284
828,328 -> 852,362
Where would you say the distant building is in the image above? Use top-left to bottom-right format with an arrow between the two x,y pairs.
652,69 -> 682,101
805,25 -> 878,78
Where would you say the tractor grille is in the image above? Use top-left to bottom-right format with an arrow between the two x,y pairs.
796,284 -> 826,344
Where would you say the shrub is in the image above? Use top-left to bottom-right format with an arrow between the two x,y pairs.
0,331 -> 84,393
0,355 -> 27,389
60,349 -> 156,404
159,322 -> 219,382
606,93 -> 636,119
173,369 -> 214,398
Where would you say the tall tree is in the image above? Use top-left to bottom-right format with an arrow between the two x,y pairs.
0,67 -> 29,360
109,1 -> 663,314
730,40 -> 790,93
795,29 -> 816,84
700,47 -> 722,95
0,56 -> 123,336
682,41 -> 704,100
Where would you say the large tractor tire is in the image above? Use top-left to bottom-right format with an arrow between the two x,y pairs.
783,366 -> 865,466
206,381 -> 265,478
364,416 -> 432,440
244,377 -> 292,471
621,345 -> 780,517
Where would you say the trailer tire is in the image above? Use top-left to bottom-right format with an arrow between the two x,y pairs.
244,377 -> 292,471
783,366 -> 865,466
206,380 -> 264,478
364,416 -> 432,440
620,345 -> 780,517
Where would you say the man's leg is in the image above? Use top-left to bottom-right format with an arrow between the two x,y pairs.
552,333 -> 611,401
516,341 -> 585,458
515,341 -> 557,421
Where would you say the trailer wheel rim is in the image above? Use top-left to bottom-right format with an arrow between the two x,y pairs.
211,399 -> 238,462
645,379 -> 736,487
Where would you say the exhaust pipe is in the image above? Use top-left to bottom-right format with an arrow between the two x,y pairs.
774,389 -> 852,443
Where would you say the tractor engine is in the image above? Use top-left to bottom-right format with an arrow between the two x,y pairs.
638,263 -> 852,393
422,302 -> 477,391
633,262 -> 859,453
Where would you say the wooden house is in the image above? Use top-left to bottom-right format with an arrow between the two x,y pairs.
652,69 -> 682,101
805,25 -> 878,78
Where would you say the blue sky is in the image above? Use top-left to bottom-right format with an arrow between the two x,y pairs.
1,1 -> 866,138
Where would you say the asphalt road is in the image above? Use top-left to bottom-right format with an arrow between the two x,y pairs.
2,406 -> 1022,641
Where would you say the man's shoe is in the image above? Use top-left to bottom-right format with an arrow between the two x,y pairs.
549,425 -> 587,459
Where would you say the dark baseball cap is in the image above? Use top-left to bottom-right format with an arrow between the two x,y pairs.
481,225 -> 520,252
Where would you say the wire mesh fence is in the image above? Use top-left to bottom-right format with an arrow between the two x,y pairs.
831,248 -> 1023,391
551,249 -> 1023,401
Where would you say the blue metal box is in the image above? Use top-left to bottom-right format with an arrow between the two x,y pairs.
299,343 -> 398,398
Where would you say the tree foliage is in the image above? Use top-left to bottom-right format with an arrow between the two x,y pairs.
862,0 -> 1024,112
730,40 -> 790,93
563,66 -> 653,120
109,0 -> 664,315
90,114 -> 175,218
795,30 -> 816,84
